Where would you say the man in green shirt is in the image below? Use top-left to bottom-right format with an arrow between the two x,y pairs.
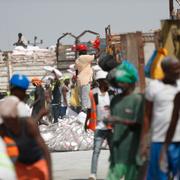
106,61 -> 144,180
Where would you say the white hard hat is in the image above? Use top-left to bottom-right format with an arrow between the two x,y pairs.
95,70 -> 108,80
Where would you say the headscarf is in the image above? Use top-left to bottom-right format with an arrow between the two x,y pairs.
0,96 -> 19,118
31,77 -> 43,86
115,60 -> 139,83
0,96 -> 30,119
107,60 -> 138,87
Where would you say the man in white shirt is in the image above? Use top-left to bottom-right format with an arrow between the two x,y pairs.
85,69 -> 113,180
141,56 -> 180,179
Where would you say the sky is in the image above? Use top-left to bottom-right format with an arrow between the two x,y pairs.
0,0 -> 178,50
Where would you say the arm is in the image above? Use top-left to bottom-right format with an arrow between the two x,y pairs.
52,71 -> 59,81
33,107 -> 49,124
164,92 -> 180,145
27,118 -> 52,180
31,97 -> 40,107
84,108 -> 91,132
159,92 -> 180,168
104,116 -> 139,126
30,88 -> 41,107
62,87 -> 67,106
141,100 -> 152,139
140,100 -> 153,156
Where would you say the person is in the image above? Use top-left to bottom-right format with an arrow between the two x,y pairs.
10,74 -> 47,123
141,56 -> 180,180
85,69 -> 113,180
44,80 -> 53,124
13,33 -> 27,48
31,77 -> 46,124
10,74 -> 30,102
51,71 -> 61,123
10,74 -> 31,116
60,77 -> 70,118
0,96 -> 52,180
90,35 -> 101,54
69,75 -> 81,113
75,45 -> 94,115
0,117 -> 17,180
106,61 -> 144,180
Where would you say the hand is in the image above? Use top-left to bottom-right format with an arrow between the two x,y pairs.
159,145 -> 168,172
39,107 -> 49,117
140,143 -> 148,160
107,116 -> 118,123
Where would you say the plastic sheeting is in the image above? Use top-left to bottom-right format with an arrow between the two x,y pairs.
40,117 -> 93,152
40,116 -> 108,152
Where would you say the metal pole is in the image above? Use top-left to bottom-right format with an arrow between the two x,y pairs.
169,0 -> 174,19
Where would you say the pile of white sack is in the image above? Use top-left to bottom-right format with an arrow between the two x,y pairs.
39,116 -> 108,152
12,46 -> 54,56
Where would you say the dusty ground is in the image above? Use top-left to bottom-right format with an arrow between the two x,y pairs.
52,150 -> 110,180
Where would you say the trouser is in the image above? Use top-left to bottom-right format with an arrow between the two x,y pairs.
45,103 -> 53,123
91,129 -> 113,175
59,106 -> 67,118
51,104 -> 60,123
70,106 -> 81,114
79,84 -> 91,113
32,106 -> 44,124
147,142 -> 180,180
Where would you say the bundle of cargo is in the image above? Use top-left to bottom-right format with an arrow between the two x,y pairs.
39,116 -> 108,152
0,46 -> 57,92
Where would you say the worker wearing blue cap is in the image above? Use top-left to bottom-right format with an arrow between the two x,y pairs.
10,74 -> 29,102
8,74 -> 32,118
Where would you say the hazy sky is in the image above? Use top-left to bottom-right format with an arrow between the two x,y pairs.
0,0 -> 177,50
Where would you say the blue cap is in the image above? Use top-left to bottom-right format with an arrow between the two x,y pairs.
10,74 -> 29,90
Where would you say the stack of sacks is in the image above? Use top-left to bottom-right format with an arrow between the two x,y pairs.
39,116 -> 108,152
12,46 -> 55,61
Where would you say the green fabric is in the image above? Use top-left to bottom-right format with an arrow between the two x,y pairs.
0,153 -> 14,170
107,163 -> 139,180
110,93 -> 144,165
115,60 -> 138,83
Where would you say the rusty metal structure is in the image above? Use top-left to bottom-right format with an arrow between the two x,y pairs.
105,25 -> 147,92
169,0 -> 180,19
56,30 -> 100,72
105,19 -> 180,92
160,19 -> 180,59
56,32 -> 77,60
